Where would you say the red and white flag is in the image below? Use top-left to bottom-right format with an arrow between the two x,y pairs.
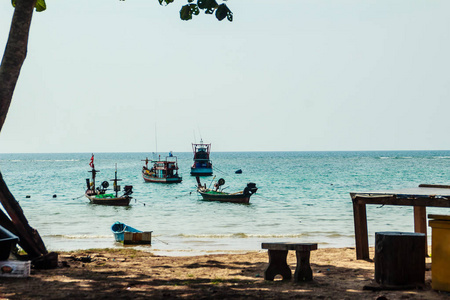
89,154 -> 94,168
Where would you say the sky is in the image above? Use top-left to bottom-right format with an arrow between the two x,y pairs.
1,1 -> 450,153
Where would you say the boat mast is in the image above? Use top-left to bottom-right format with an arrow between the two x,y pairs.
110,164 -> 122,198
155,123 -> 158,160
88,154 -> 99,191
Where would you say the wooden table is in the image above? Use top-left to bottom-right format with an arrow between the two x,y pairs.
351,184 -> 450,260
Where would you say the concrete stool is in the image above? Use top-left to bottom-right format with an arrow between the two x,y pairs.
262,242 -> 318,282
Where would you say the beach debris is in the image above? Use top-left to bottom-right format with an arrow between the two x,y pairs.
70,255 -> 93,263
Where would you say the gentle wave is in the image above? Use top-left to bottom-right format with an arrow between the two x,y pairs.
1,159 -> 80,162
176,232 -> 351,239
378,156 -> 413,159
44,234 -> 110,239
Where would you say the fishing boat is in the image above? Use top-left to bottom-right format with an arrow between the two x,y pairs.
196,177 -> 258,204
85,154 -> 133,206
111,222 -> 152,245
190,139 -> 213,176
142,153 -> 182,183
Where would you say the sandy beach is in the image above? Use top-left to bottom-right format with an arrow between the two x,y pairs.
0,247 -> 448,299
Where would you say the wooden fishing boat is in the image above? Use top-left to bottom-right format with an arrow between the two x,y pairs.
190,139 -> 213,176
142,154 -> 182,183
85,154 -> 133,206
111,222 -> 152,244
196,177 -> 258,204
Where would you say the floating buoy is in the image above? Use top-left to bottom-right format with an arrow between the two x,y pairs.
53,194 -> 57,198
25,195 -> 31,198
235,169 -> 242,174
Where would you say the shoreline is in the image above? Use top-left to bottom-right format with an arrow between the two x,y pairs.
1,247 -> 448,299
42,234 -> 357,257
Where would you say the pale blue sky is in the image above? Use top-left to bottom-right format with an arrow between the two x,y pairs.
1,1 -> 449,153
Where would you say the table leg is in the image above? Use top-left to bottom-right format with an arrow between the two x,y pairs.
294,250 -> 313,281
353,198 -> 369,260
264,250 -> 291,281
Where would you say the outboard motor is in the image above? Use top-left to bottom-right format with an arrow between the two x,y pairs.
123,185 -> 133,196
243,183 -> 258,195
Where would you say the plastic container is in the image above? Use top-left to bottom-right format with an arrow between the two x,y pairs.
428,214 -> 450,292
0,226 -> 19,261
0,260 -> 31,277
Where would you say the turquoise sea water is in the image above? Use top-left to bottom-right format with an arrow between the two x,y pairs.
1,151 -> 450,256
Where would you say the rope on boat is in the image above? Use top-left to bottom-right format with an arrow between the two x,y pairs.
253,194 -> 278,203
174,191 -> 196,199
213,166 -> 228,175
72,194 -> 85,200
208,176 -> 216,189
154,236 -> 169,245
134,198 -> 149,207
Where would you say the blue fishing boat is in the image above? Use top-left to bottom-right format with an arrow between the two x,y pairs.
190,139 -> 213,176
111,222 -> 152,245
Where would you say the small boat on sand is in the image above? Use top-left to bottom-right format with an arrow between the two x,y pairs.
196,177 -> 258,204
190,140 -> 213,176
142,153 -> 182,183
111,222 -> 152,244
85,155 -> 133,206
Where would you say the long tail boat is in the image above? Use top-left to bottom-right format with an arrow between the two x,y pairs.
85,154 -> 133,206
196,177 -> 257,204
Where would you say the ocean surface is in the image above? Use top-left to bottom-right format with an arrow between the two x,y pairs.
1,151 -> 450,256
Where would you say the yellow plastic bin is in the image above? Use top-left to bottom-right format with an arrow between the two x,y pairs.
429,214 -> 450,292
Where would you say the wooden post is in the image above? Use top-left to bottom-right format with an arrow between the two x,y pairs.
375,232 -> 425,287
352,197 -> 369,260
413,206 -> 428,255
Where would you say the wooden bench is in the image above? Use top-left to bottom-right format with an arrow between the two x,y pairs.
262,242 -> 318,282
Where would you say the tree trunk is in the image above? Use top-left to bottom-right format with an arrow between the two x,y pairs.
0,172 -> 48,257
0,0 -> 36,131
0,1 -> 57,268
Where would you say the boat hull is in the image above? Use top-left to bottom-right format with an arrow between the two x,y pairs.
197,191 -> 251,204
85,194 -> 131,206
190,167 -> 213,176
111,222 -> 152,244
142,172 -> 182,183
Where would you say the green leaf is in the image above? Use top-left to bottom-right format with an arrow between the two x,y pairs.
11,0 -> 47,12
215,4 -> 232,21
35,0 -> 46,12
197,0 -> 218,10
180,4 -> 199,21
159,0 -> 174,6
